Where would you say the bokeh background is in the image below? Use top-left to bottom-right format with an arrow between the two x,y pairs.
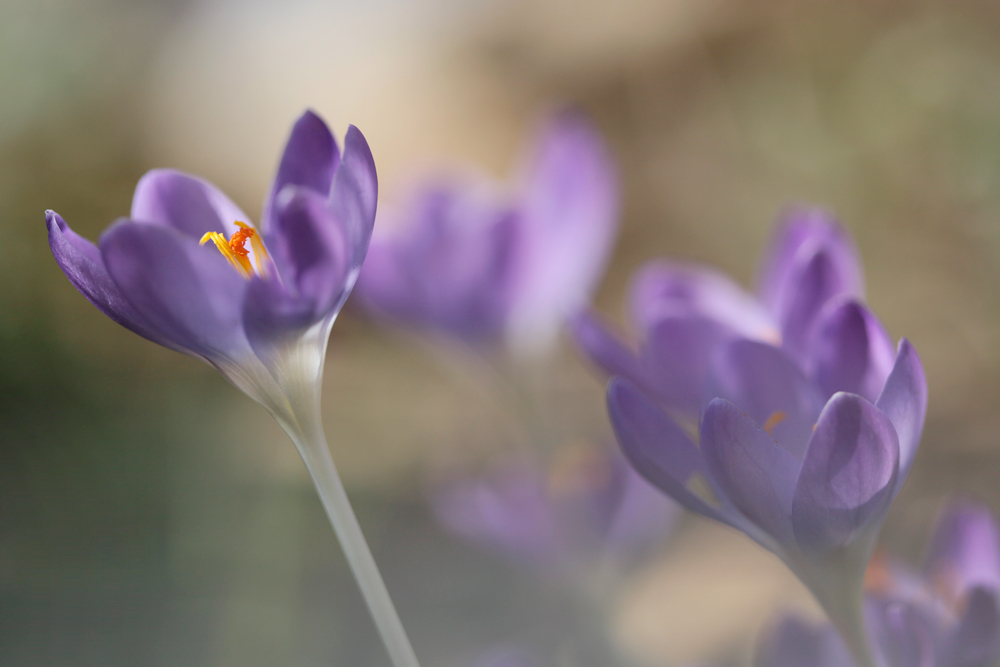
4,0 -> 1000,665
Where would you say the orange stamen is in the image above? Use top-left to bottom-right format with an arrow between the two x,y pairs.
762,410 -> 787,435
199,221 -> 271,279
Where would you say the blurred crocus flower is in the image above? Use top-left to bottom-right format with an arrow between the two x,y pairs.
356,109 -> 619,356
755,501 -> 1000,667
579,212 -> 927,667
432,446 -> 677,575
47,110 -> 376,427
47,113 -> 424,667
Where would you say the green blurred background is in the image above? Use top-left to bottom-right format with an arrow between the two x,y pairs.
5,0 -> 1000,665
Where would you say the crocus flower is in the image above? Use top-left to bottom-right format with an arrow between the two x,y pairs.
431,447 -> 677,577
356,109 -> 619,356
47,110 -> 376,426
579,212 -> 928,667
48,112 -> 423,667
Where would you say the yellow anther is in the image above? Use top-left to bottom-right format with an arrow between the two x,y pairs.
762,410 -> 787,435
199,221 -> 271,279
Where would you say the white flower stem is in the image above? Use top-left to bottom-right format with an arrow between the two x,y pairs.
280,408 -> 421,667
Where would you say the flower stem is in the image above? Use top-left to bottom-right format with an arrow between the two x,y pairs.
282,412 -> 421,667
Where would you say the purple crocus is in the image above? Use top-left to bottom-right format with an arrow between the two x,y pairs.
577,212 -> 927,667
47,110 -> 376,424
356,109 -> 619,356
431,447 -> 677,576
48,112 -> 425,667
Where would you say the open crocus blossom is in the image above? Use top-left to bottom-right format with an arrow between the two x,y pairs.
356,109 -> 619,356
47,112 -> 422,667
431,447 -> 677,577
582,212 -> 927,667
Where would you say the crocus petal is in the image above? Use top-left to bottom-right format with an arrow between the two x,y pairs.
755,615 -> 854,667
262,109 -> 340,231
868,601 -> 935,667
874,339 -> 927,497
507,110 -> 619,350
925,502 -> 1000,595
47,211 -> 178,351
608,379 -> 737,528
243,188 -> 351,354
701,398 -> 800,545
130,169 -> 251,240
329,125 -> 378,271
640,315 -> 735,417
100,220 -> 250,361
757,207 -> 864,317
757,209 -> 864,362
808,299 -> 895,403
710,339 -> 825,459
629,261 -> 776,341
951,586 -> 1000,665
431,467 -> 558,565
569,311 -> 644,386
791,393 -> 899,552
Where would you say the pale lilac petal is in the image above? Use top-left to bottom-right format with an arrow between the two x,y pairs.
925,502 -> 1000,595
755,615 -> 854,667
710,339 -> 825,458
602,459 -> 679,558
431,466 -> 558,565
640,315 -> 735,416
508,110 -> 619,346
868,601 -> 935,667
100,220 -> 250,361
262,109 -> 340,231
808,299 -> 895,403
607,379 -> 735,527
791,393 -> 899,552
701,399 -> 800,544
329,125 -> 378,271
757,209 -> 864,361
130,169 -> 251,240
875,339 -> 927,497
47,211 -> 178,351
629,261 -> 776,340
569,311 -> 644,383
757,207 -> 864,316
949,586 -> 1000,665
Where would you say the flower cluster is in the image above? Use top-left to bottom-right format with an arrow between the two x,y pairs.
575,210 -> 927,665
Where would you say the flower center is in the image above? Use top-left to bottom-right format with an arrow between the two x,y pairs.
200,221 -> 271,279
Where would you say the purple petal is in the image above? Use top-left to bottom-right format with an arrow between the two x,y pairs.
100,220 -> 250,361
867,601 -> 934,667
601,458 -> 679,558
925,502 -> 1000,596
569,311 -> 644,386
701,399 -> 800,544
808,299 -> 896,403
629,260 -> 776,341
756,208 -> 864,361
130,169 -> 251,240
507,110 -> 620,344
710,339 -> 825,458
640,315 -> 736,417
263,109 -> 340,231
47,211 -> 177,351
329,125 -> 378,272
357,187 -> 518,341
431,465 -> 558,565
757,207 -> 864,315
950,586 -> 1000,665
607,379 -> 733,526
755,615 -> 854,667
874,339 -> 927,497
243,188 -> 351,353
791,393 -> 899,552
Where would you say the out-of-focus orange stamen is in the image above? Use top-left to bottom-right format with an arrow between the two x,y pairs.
762,410 -> 787,436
